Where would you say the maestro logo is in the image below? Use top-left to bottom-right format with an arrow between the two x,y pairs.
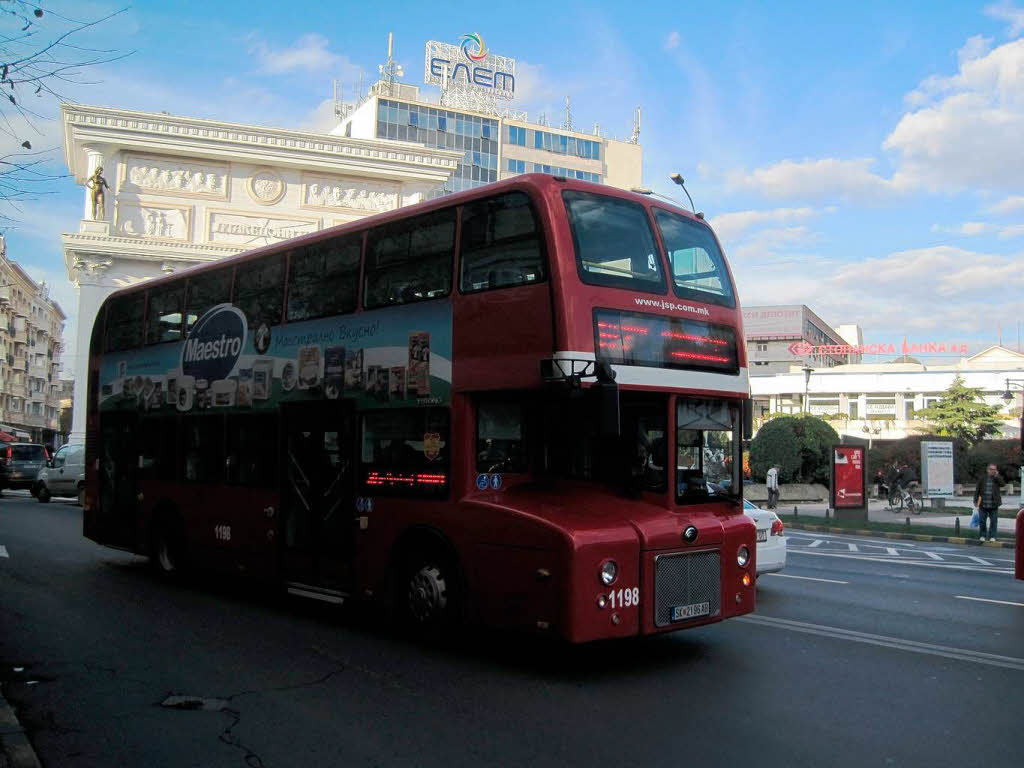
460,32 -> 488,62
181,303 -> 248,382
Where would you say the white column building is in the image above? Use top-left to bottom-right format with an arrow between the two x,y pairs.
61,104 -> 460,441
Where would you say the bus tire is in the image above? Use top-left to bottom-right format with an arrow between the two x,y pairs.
36,483 -> 51,503
152,513 -> 186,576
77,484 -> 85,507
395,544 -> 463,633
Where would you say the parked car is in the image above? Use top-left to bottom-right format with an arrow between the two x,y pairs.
742,497 -> 787,576
706,483 -> 787,576
35,443 -> 86,504
0,443 -> 50,494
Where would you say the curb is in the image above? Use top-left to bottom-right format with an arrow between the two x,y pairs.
0,695 -> 41,768
783,522 -> 1016,548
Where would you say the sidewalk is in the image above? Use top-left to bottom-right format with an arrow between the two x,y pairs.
776,498 -> 1020,539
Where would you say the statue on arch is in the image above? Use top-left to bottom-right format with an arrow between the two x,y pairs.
86,166 -> 110,220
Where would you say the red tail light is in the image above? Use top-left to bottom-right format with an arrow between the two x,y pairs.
44,447 -> 50,460
771,518 -> 784,536
1,446 -> 10,465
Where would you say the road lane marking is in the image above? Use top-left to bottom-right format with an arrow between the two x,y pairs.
924,551 -> 944,561
761,573 -> 848,584
847,543 -> 859,552
739,614 -> 1024,672
966,556 -> 992,565
955,596 -> 1024,608
790,549 -> 1014,574
787,531 -> 919,547
808,539 -> 823,548
886,547 -> 899,556
0,545 -> 7,558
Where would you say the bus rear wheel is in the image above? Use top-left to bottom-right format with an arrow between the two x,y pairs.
152,517 -> 185,576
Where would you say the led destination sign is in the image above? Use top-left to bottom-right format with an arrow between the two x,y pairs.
594,309 -> 739,374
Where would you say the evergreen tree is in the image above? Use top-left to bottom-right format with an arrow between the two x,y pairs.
914,375 -> 1003,446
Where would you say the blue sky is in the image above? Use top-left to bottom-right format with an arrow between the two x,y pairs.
4,0 -> 1024,376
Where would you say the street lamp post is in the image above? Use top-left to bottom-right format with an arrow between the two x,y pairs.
802,366 -> 813,414
1002,377 -> 1024,450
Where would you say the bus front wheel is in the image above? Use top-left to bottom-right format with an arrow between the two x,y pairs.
397,551 -> 462,631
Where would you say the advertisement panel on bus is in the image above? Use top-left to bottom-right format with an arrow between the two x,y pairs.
97,301 -> 453,414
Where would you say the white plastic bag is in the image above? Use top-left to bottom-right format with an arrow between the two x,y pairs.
970,508 -> 980,528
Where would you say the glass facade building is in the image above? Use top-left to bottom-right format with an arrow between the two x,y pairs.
377,99 -> 499,195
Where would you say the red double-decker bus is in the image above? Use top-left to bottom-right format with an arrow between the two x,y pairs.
83,174 -> 755,642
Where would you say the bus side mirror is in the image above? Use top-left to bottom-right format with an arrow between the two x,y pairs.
742,399 -> 753,439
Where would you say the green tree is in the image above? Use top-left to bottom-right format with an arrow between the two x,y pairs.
914,375 -> 1003,446
750,415 -> 839,485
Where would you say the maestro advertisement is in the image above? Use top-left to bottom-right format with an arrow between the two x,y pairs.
98,301 -> 452,414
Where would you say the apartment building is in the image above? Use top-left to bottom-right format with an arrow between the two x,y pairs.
0,238 -> 65,447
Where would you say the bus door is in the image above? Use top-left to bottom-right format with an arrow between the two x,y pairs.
95,412 -> 139,548
281,402 -> 356,590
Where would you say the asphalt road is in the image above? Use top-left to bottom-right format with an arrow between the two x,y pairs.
2,494 -> 1023,768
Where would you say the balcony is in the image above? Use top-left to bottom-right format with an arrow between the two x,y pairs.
12,329 -> 26,344
28,364 -> 48,380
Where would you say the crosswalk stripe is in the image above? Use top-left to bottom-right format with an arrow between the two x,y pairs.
0,545 -> 7,558
924,551 -> 944,561
967,556 -> 991,565
886,547 -> 899,556
847,543 -> 859,552
808,539 -> 823,548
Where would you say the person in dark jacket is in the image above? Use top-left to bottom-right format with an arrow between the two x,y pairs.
973,464 -> 1003,542
884,461 -> 901,506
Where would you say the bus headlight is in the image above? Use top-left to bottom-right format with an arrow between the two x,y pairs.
600,560 -> 618,586
737,546 -> 750,568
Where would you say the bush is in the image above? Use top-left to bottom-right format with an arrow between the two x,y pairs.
964,439 -> 1021,484
751,415 -> 839,485
868,435 -> 969,483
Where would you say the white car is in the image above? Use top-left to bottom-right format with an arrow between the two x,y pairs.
742,498 -> 787,576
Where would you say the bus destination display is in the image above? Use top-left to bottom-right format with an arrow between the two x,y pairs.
594,309 -> 739,373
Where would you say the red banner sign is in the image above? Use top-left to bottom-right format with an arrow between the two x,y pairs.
787,341 -> 969,357
833,446 -> 865,509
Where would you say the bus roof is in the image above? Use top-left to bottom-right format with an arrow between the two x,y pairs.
101,174 -> 710,301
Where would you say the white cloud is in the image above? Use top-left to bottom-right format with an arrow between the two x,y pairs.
987,195 -> 1024,214
710,206 -> 819,242
723,158 -> 893,202
248,33 -> 353,76
665,31 -> 680,50
885,38 -> 1024,191
985,1 -> 1024,36
998,223 -> 1024,238
739,245 -> 1024,337
932,221 -> 992,236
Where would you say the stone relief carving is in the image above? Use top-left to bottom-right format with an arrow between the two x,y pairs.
123,154 -> 229,198
247,169 -> 285,205
207,210 -> 320,247
302,174 -> 399,212
116,204 -> 190,240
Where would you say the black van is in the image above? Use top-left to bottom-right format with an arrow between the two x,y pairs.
0,443 -> 50,493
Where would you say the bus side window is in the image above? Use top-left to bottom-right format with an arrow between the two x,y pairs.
286,236 -> 361,322
360,408 -> 449,496
146,284 -> 184,344
138,416 -> 176,481
460,192 -> 545,292
185,269 -> 232,333
104,292 -> 145,352
476,401 -> 526,473
225,416 -> 277,487
181,416 -> 224,484
364,209 -> 455,308
234,255 -> 284,330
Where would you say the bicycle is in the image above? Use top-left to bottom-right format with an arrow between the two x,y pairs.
889,483 -> 921,514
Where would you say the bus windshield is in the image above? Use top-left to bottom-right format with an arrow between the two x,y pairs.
676,398 -> 740,503
653,208 -> 735,308
563,190 -> 666,293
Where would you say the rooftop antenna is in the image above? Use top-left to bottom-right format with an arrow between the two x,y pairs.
592,121 -> 601,137
333,79 -> 344,120
562,95 -> 573,132
378,32 -> 404,96
538,111 -> 547,126
630,106 -> 641,144
358,68 -> 365,100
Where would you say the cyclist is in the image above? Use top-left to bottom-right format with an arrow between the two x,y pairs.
884,461 -> 901,509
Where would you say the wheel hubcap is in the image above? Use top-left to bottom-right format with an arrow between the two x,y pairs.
158,539 -> 175,572
408,565 -> 447,622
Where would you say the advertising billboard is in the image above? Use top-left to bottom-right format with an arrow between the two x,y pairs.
920,441 -> 954,498
831,444 -> 866,512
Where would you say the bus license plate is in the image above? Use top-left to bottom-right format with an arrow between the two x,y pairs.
757,529 -> 768,542
671,602 -> 710,621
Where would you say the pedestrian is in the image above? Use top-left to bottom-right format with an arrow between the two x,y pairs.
766,463 -> 780,509
884,460 -> 901,508
973,464 -> 1003,542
